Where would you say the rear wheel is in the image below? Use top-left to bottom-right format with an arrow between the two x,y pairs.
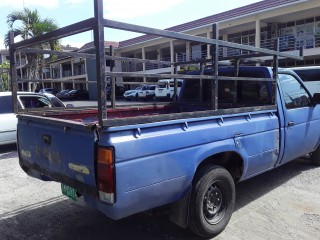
188,165 -> 235,238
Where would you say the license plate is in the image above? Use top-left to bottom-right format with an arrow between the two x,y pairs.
61,184 -> 77,201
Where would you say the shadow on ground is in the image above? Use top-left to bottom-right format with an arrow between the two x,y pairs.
0,143 -> 17,160
0,197 -> 196,240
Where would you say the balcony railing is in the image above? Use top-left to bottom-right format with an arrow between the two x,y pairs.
260,34 -> 320,51
52,72 -> 61,79
121,33 -> 320,73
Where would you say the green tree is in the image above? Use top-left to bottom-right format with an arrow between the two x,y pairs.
0,61 -> 10,91
4,8 -> 60,86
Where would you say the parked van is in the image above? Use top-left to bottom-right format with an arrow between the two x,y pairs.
290,66 -> 320,95
154,79 -> 183,100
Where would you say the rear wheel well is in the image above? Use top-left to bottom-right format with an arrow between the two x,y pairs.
169,151 -> 243,229
195,151 -> 244,182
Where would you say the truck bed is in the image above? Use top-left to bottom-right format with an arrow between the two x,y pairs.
22,101 -> 275,128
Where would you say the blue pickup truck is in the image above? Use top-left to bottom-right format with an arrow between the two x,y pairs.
16,66 -> 320,238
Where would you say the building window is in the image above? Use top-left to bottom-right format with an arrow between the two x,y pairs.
228,31 -> 255,55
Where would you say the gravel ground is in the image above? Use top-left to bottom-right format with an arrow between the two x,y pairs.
0,148 -> 319,240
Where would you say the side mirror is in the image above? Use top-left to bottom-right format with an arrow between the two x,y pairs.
312,93 -> 320,105
66,104 -> 74,108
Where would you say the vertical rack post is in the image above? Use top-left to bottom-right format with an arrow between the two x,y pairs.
233,58 -> 240,105
110,45 -> 116,109
94,0 -> 107,126
272,39 -> 279,105
199,62 -> 204,104
211,23 -> 219,110
173,66 -> 177,102
9,32 -> 18,114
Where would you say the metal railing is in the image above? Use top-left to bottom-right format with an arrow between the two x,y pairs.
121,34 -> 314,73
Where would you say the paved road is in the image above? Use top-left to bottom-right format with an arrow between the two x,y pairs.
0,146 -> 319,240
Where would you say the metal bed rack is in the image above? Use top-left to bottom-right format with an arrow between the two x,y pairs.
9,0 -> 304,127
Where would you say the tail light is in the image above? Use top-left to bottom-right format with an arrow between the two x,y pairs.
97,147 -> 115,204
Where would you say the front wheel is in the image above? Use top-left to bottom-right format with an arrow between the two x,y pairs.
188,165 -> 235,238
310,147 -> 320,165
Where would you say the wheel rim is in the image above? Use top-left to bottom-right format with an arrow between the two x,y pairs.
203,181 -> 227,225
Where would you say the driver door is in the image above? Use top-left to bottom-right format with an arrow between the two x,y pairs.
278,73 -> 320,164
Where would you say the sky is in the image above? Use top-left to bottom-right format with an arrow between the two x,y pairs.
0,0 -> 261,50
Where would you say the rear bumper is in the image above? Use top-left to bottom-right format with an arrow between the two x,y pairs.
19,158 -> 97,196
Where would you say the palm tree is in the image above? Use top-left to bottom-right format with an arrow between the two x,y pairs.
4,8 -> 60,85
0,61 -> 10,91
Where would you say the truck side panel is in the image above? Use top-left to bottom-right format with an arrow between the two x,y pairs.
93,111 -> 279,219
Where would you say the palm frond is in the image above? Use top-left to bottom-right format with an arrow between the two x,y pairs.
4,28 -> 23,48
6,10 -> 27,28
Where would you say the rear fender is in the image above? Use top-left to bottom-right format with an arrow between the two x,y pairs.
193,140 -> 249,181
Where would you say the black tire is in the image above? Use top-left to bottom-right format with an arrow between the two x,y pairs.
188,165 -> 235,238
310,146 -> 320,165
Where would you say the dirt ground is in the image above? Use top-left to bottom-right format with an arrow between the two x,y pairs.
0,147 -> 319,240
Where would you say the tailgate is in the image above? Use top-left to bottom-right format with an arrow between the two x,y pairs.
17,115 -> 98,196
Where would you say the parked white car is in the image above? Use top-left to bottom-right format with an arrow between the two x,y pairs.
137,85 -> 156,100
154,79 -> 183,101
123,86 -> 142,101
0,92 -> 68,145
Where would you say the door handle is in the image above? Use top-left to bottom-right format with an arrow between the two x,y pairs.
288,121 -> 294,127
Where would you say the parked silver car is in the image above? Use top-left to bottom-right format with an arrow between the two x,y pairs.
0,92 -> 68,145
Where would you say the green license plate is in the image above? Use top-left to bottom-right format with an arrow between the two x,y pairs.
61,184 -> 77,201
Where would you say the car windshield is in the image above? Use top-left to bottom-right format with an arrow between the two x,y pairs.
19,96 -> 51,108
49,97 -> 65,107
293,69 -> 320,82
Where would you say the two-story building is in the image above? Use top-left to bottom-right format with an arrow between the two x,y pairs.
114,0 -> 320,84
